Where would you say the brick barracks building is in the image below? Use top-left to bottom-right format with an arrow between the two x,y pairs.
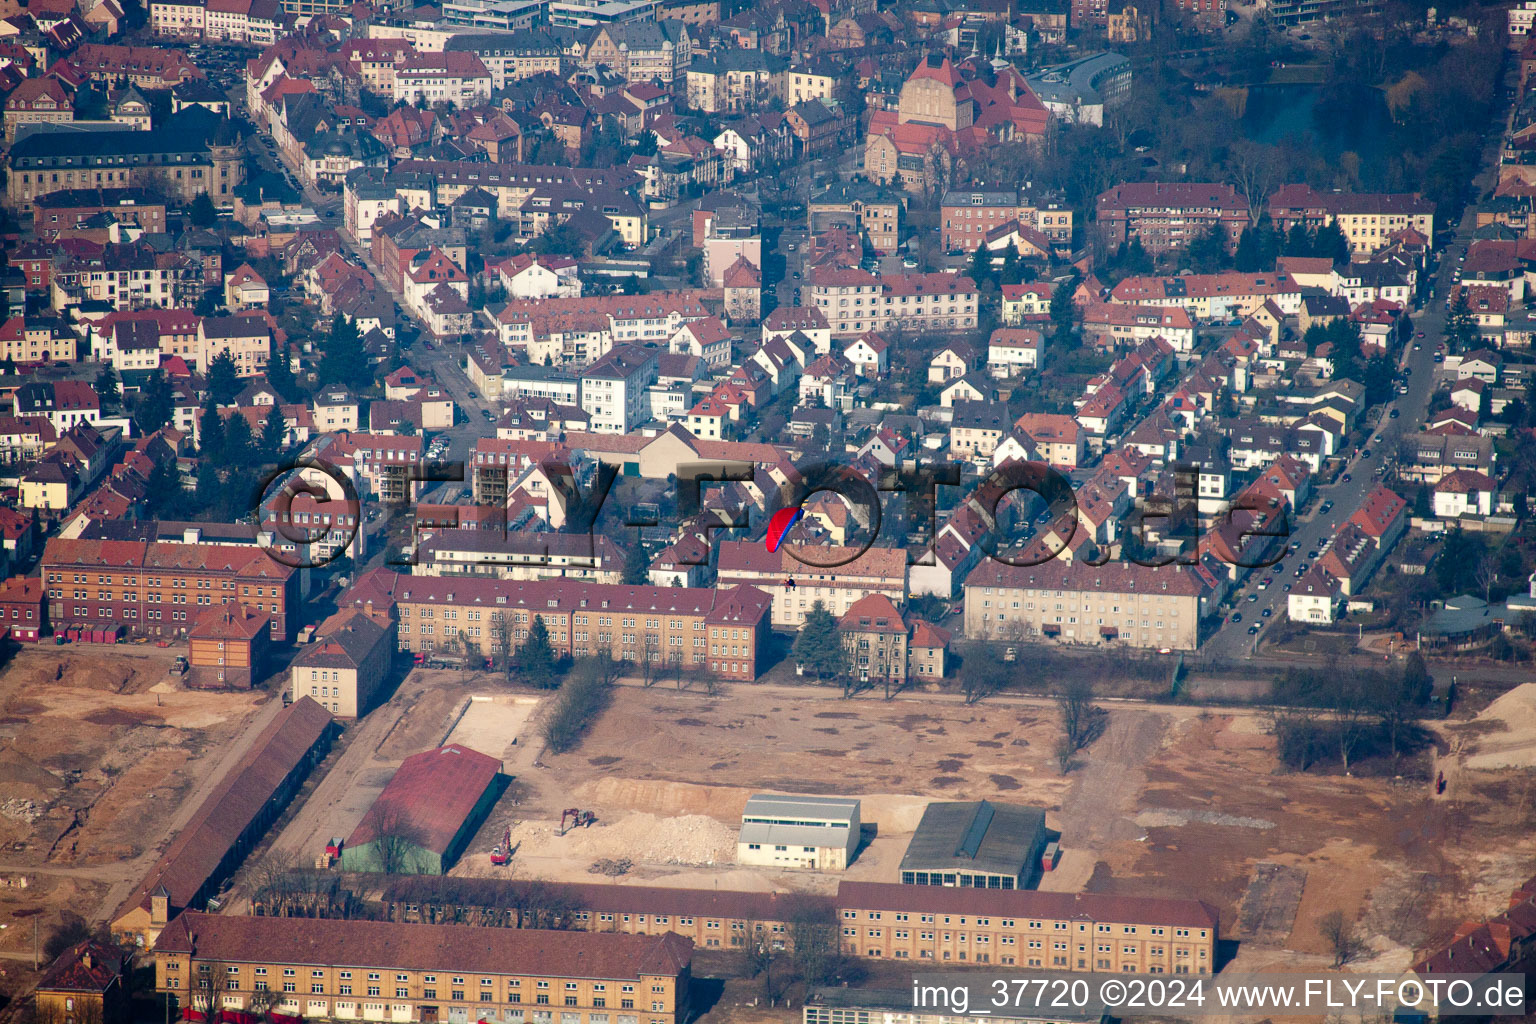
41,538 -> 297,641
153,913 -> 693,1024
368,877 -> 1217,975
341,569 -> 772,680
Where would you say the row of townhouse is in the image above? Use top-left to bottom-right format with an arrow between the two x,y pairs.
1110,271 -> 1303,322
96,308 -> 274,375
148,0 -> 286,43
1287,484 -> 1408,624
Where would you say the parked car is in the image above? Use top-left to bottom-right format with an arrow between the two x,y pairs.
1230,612 -> 1243,623
1262,608 -> 1273,618
1248,624 -> 1262,634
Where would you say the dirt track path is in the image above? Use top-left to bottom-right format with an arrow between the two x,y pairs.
1056,710 -> 1170,851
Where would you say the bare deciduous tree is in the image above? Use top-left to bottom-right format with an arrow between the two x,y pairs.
1319,909 -> 1365,967
361,803 -> 427,875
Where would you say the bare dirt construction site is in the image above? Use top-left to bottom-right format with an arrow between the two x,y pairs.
453,681 -> 1536,975
0,645 -> 266,961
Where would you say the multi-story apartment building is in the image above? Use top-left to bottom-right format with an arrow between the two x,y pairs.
809,269 -> 978,336
412,532 -> 625,584
1268,184 -> 1435,255
0,317 -> 79,364
716,540 -> 907,628
289,609 -> 393,718
7,116 -> 244,210
583,20 -> 692,86
443,32 -> 565,90
311,431 -> 427,505
150,0 -> 207,37
1081,302 -> 1197,353
381,160 -> 648,244
499,292 -> 717,367
786,58 -> 845,106
50,244 -> 204,312
59,44 -> 204,89
580,345 -> 660,433
1096,182 -> 1249,253
808,183 -> 902,255
839,594 -> 907,687
154,913 -> 693,1024
963,559 -> 1212,650
685,51 -> 785,114
198,313 -> 272,375
41,538 -> 297,640
344,569 -> 773,680
939,189 -> 1073,251
3,79 -> 74,144
836,882 -> 1218,971
392,52 -> 494,106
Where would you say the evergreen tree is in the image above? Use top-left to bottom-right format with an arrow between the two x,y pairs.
266,344 -> 298,401
222,410 -> 254,466
1234,223 -> 1279,273
199,400 -> 225,457
207,350 -> 241,405
1414,484 -> 1432,519
137,368 -> 173,433
260,406 -> 287,461
1282,223 -> 1313,257
93,365 -> 119,407
195,459 -> 221,509
1187,223 -> 1229,274
519,615 -> 558,689
1049,272 -> 1081,349
1445,288 -> 1479,353
188,192 -> 217,228
319,315 -> 369,391
1314,221 -> 1351,266
793,601 -> 847,685
146,459 -> 182,517
968,245 -> 992,287
622,540 -> 650,585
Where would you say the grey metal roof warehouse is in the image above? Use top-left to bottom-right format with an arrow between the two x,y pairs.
899,800 -> 1046,880
739,794 -> 860,850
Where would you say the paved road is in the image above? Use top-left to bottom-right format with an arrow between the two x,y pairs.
1200,127 -> 1507,661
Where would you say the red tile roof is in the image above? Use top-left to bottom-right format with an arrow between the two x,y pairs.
348,744 -> 502,855
155,912 -> 693,981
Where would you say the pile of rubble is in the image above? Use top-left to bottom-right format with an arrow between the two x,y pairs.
0,798 -> 45,824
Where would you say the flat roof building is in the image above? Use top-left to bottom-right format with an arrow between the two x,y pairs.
899,800 -> 1047,890
738,794 -> 862,871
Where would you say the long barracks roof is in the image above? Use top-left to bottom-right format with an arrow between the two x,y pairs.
154,912 -> 693,981
341,568 -> 772,624
112,698 -> 332,925
837,881 -> 1220,930
380,876 -> 836,924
